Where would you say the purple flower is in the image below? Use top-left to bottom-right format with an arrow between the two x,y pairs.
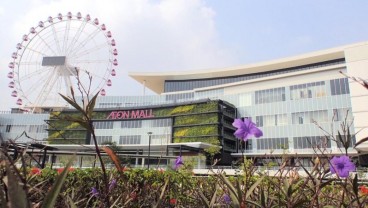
222,194 -> 231,204
91,187 -> 99,197
109,179 -> 117,191
330,155 -> 356,178
232,118 -> 263,141
174,156 -> 184,170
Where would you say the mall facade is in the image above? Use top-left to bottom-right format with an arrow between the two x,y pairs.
1,41 -> 368,167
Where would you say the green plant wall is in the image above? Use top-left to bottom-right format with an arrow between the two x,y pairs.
47,138 -> 85,144
146,101 -> 218,117
174,113 -> 218,126
174,125 -> 218,137
47,101 -> 223,145
48,130 -> 86,139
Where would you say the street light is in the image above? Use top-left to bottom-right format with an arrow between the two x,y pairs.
147,132 -> 152,169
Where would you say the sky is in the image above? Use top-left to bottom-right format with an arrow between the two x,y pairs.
1,0 -> 368,111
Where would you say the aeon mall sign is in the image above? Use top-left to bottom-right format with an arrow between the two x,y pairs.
106,109 -> 154,119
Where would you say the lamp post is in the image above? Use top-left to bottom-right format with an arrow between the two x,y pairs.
147,132 -> 152,169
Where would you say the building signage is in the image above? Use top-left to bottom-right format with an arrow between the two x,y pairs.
106,109 -> 154,119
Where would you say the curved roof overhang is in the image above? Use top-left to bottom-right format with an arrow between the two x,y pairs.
128,42 -> 368,94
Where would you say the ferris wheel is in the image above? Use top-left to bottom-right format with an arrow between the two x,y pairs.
7,12 -> 117,110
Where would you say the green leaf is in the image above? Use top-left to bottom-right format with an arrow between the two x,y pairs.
62,115 -> 90,131
87,91 -> 99,118
246,175 -> 264,199
218,173 -> 240,207
59,93 -> 85,114
353,173 -> 359,196
198,190 -> 210,208
4,163 -> 29,208
209,184 -> 219,207
260,187 -> 266,207
41,155 -> 75,208
236,178 -> 242,204
67,195 -> 78,208
354,136 -> 368,148
244,199 -> 263,208
218,173 -> 237,199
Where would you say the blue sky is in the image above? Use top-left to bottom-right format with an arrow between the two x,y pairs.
211,0 -> 368,64
1,0 -> 368,110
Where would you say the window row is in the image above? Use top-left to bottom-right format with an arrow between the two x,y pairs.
255,87 -> 285,104
293,136 -> 331,149
256,114 -> 288,127
330,78 -> 350,95
121,120 -> 142,128
291,110 -> 328,124
333,108 -> 353,122
91,136 -> 112,145
164,59 -> 345,92
94,121 -> 114,129
120,135 -> 141,145
1,124 -> 47,133
165,92 -> 194,101
94,119 -> 172,129
256,137 -> 289,150
28,125 -> 48,133
150,134 -> 170,144
290,81 -> 326,100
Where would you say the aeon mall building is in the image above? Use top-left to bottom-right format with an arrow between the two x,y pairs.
2,41 -> 368,167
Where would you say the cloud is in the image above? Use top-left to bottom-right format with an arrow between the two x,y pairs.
0,0 -> 234,110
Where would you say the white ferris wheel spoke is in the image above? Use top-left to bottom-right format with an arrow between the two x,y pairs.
69,27 -> 100,57
34,33 -> 58,55
62,20 -> 71,54
20,69 -> 54,101
73,60 -> 109,64
18,61 -> 41,66
73,42 -> 109,58
77,67 -> 107,80
65,20 -> 87,54
18,67 -> 51,82
51,23 -> 62,53
33,70 -> 60,106
19,61 -> 41,66
23,47 -> 48,57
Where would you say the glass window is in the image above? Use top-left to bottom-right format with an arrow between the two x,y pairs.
292,110 -> 328,124
164,59 -> 345,93
333,108 -> 353,122
6,125 -> 12,132
92,136 -> 112,144
94,121 -> 113,129
293,136 -> 331,149
257,138 -> 288,150
121,120 -> 142,128
120,135 -> 141,144
330,78 -> 350,95
256,116 -> 263,127
290,81 -> 326,100
151,119 -> 172,127
255,87 -> 285,104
